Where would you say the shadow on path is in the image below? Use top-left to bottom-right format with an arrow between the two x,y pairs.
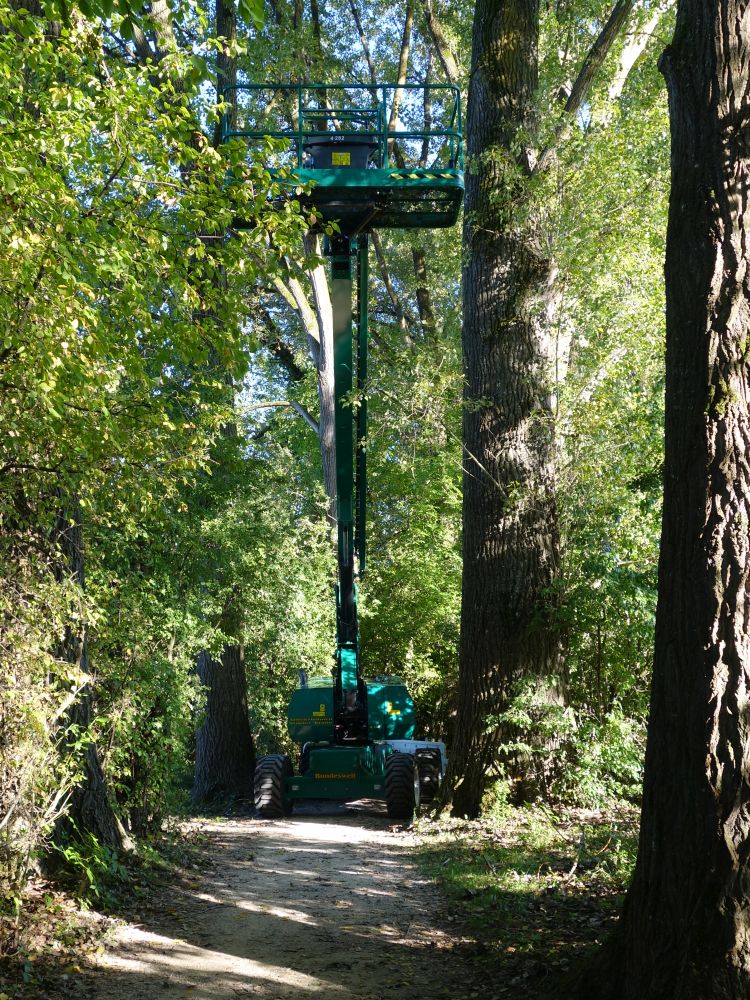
75,803 -> 485,1000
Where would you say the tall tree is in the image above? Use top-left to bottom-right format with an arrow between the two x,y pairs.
444,1 -> 638,817
191,0 -> 256,806
581,6 -> 750,998
444,0 -> 559,819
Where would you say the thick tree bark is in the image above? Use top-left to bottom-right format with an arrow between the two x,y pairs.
444,0 -> 642,820
192,646 -> 254,804
443,0 -> 563,819
579,6 -> 750,999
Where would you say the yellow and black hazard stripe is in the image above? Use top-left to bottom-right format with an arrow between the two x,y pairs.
388,171 -> 458,180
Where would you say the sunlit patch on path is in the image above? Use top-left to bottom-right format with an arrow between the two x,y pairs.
87,809 -> 472,1000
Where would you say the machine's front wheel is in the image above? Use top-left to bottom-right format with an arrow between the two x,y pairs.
254,754 -> 293,818
385,752 -> 419,822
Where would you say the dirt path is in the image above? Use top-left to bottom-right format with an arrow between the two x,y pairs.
83,804 -> 483,1000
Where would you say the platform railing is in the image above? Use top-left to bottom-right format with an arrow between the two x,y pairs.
221,82 -> 463,173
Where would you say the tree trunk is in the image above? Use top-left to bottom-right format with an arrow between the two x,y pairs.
444,0 -> 641,819
191,0 -> 256,807
52,501 -> 128,851
586,7 -> 750,999
442,0 -> 563,819
303,235 -> 337,513
192,646 -> 255,804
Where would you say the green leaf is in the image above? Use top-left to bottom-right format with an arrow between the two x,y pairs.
237,0 -> 263,30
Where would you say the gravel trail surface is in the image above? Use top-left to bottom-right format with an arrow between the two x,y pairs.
85,804 -> 480,1000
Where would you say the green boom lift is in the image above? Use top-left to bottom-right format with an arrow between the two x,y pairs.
224,83 -> 463,821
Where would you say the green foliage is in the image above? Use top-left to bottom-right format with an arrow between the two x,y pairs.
527,11 -> 669,794
552,37 -> 669,737
236,372 -> 339,755
236,0 -> 263,30
0,558 -> 87,895
53,828 -> 127,905
357,236 -> 463,737
361,390 -> 462,739
1,14 -> 278,521
0,0 -> 309,875
492,680 -> 646,808
45,0 -> 145,29
555,711 -> 646,807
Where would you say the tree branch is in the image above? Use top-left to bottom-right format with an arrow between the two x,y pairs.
419,0 -> 460,85
302,233 -> 333,365
412,247 -> 437,337
258,307 -> 308,382
348,0 -> 378,86
244,399 -> 319,435
607,2 -> 675,102
534,0 -> 637,174
387,0 -> 414,169
370,230 -> 414,338
289,400 -> 320,434
419,53 -> 433,167
273,272 -> 322,369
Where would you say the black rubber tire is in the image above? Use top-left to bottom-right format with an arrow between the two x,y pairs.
299,744 -> 311,775
416,752 -> 442,803
385,752 -> 420,821
254,754 -> 293,818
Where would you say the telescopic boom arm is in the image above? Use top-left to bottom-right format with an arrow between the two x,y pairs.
330,234 -> 369,742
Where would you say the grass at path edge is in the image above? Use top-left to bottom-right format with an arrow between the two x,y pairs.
414,803 -> 639,999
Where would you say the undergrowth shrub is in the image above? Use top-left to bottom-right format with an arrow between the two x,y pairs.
52,827 -> 128,905
487,680 -> 645,810
552,709 -> 646,807
0,556 -> 89,903
91,593 -> 200,836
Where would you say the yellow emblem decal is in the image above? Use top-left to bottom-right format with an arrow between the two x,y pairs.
331,151 -> 351,166
312,703 -> 327,718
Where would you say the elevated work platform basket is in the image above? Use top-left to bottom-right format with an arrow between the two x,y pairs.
221,83 -> 464,233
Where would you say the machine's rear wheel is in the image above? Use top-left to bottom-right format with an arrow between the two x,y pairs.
416,749 -> 443,803
254,754 -> 293,818
385,752 -> 419,821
